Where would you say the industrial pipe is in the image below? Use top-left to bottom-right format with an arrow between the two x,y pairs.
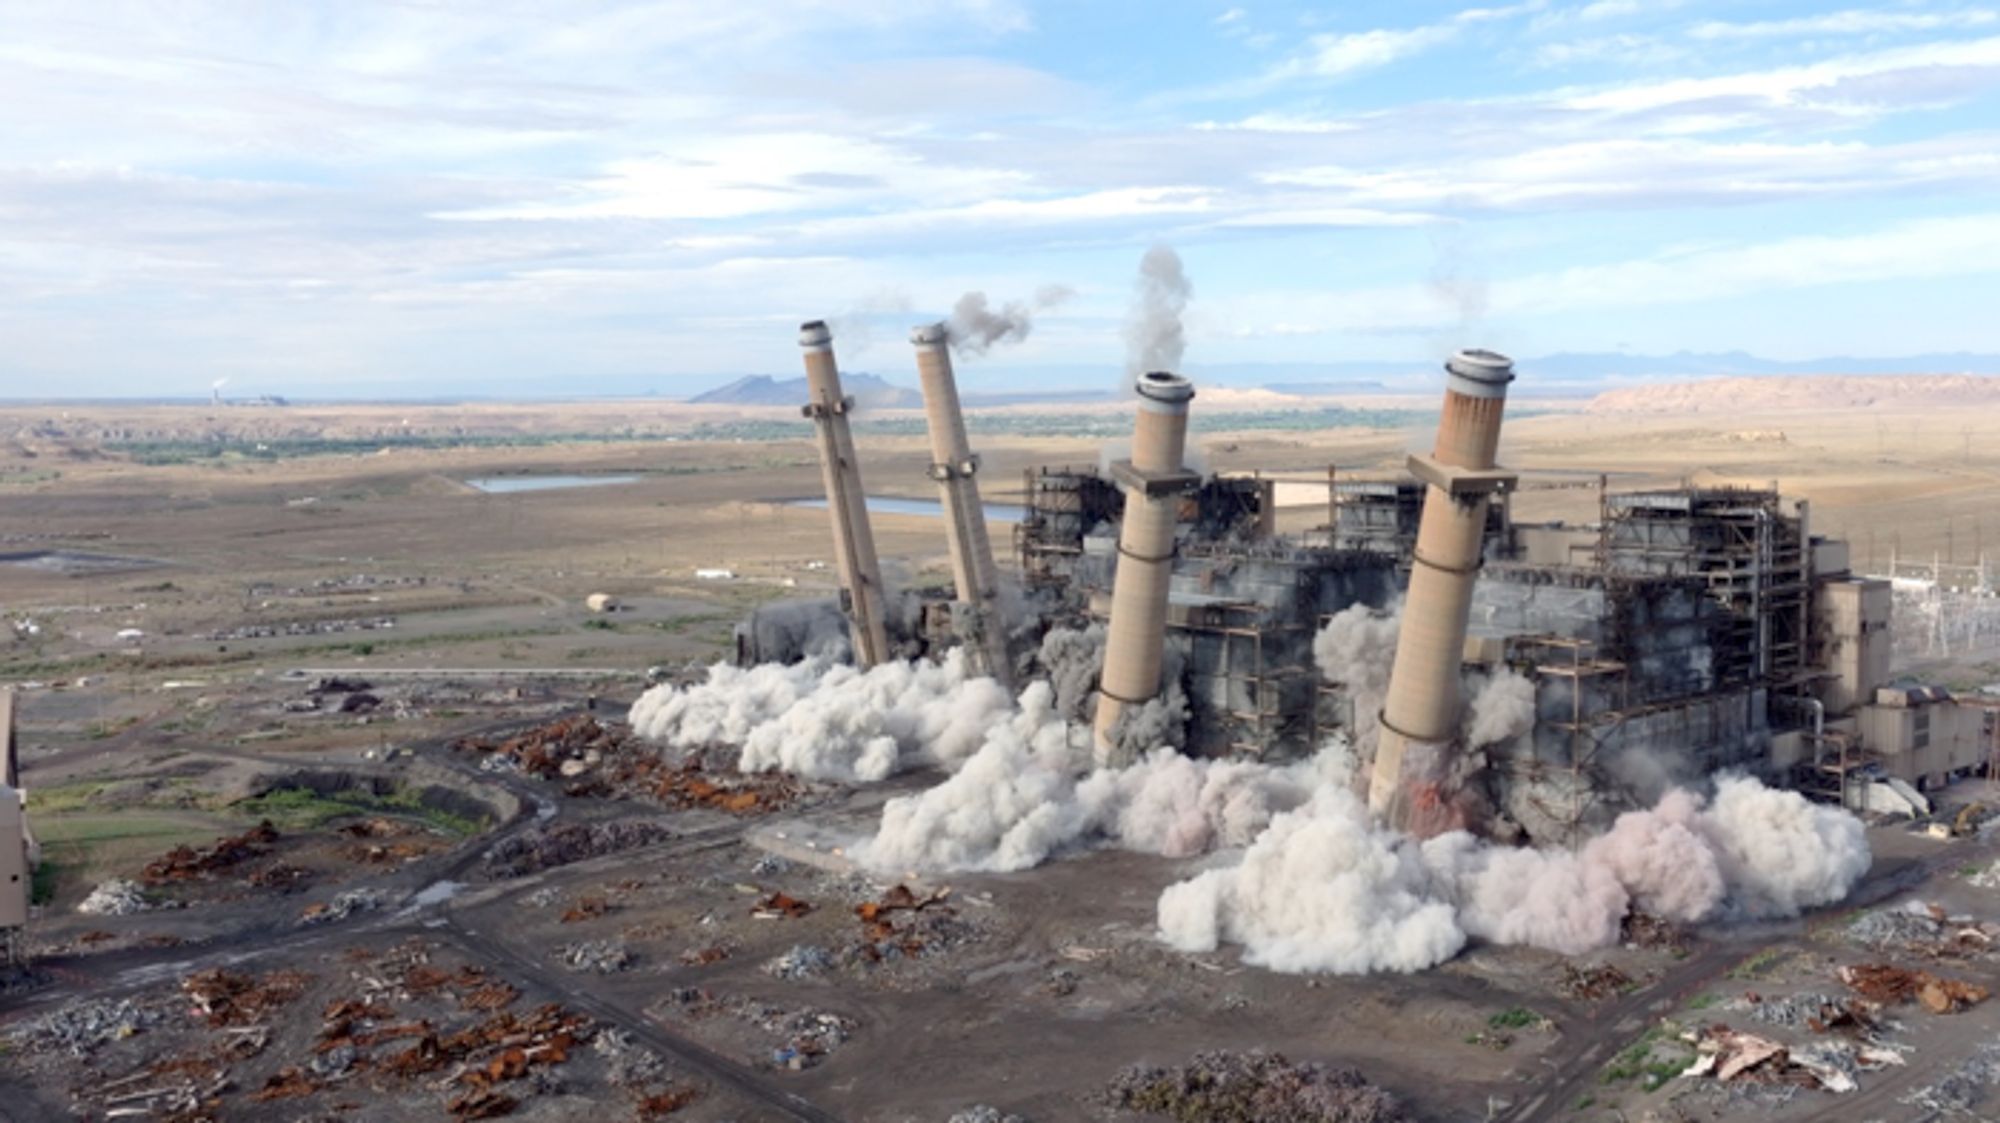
1368,349 -> 1518,836
1093,371 -> 1199,766
798,321 -> 891,667
911,324 -> 1012,686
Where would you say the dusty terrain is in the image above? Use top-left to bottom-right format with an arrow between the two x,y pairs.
3,389 -> 2000,1122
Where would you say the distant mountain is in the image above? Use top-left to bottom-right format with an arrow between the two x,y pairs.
1586,373 -> 2000,414
688,372 -> 922,409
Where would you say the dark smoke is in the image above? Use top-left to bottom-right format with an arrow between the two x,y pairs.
1124,245 -> 1192,379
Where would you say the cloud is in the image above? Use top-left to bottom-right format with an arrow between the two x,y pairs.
1691,9 -> 1999,41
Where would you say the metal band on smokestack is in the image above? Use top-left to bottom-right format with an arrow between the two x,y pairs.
911,324 -> 1012,686
1368,349 -> 1517,836
799,321 -> 892,667
1092,371 -> 1199,766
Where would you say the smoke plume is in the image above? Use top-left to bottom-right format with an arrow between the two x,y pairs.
946,286 -> 1073,356
1124,246 -> 1192,379
1158,774 -> 1870,974
627,649 -> 1010,782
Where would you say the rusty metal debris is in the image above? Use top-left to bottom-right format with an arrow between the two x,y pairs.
635,1087 -> 700,1117
679,945 -> 731,967
183,968 -> 310,1027
1557,962 -> 1634,1001
753,892 -> 811,920
453,715 -> 801,813
1839,963 -> 1991,1013
853,884 -> 965,962
561,895 -> 611,923
142,821 -> 279,884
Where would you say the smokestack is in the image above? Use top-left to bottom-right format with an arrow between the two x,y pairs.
799,321 -> 892,667
1093,371 -> 1199,765
911,324 -> 1012,686
1368,349 -> 1518,836
0,689 -> 14,789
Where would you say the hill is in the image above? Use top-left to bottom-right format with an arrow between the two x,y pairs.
688,372 -> 922,409
1584,374 -> 2000,414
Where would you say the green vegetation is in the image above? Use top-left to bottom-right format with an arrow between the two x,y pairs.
30,860 -> 58,906
1599,1024 -> 1696,1091
1686,992 -> 1721,1011
231,785 -> 486,837
676,405 -> 1547,444
1488,1007 -> 1547,1031
1572,1095 -> 1595,1111
1727,948 -> 1791,980
581,618 -> 617,631
114,431 -> 777,465
350,641 -> 376,656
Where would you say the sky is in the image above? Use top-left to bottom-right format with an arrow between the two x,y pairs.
4,0 -> 2000,398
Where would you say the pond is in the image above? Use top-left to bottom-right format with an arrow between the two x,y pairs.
464,475 -> 640,494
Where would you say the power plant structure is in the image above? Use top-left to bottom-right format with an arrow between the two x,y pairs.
910,324 -> 1013,687
1,689 -> 33,967
747,330 -> 1987,841
798,321 -> 891,668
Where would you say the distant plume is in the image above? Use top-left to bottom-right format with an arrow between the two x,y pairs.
827,290 -> 915,359
1124,246 -> 1192,380
946,285 -> 1074,356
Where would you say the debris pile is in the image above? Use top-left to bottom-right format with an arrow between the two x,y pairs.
482,820 -> 674,879
1557,962 -> 1635,1001
1681,1025 -> 1903,1093
1622,911 -> 1691,954
140,820 -> 280,884
1738,992 -> 1880,1034
1902,1038 -> 2000,1116
77,878 -> 153,915
765,945 -> 835,980
1106,1050 -> 1414,1123
1840,963 -> 1991,1013
5,995 -> 172,1057
662,989 -> 857,1071
851,883 -> 977,963
299,887 -> 388,925
342,816 -> 444,865
454,715 -> 804,813
949,1106 -> 1028,1123
559,940 -> 634,974
753,891 -> 812,920
184,967 -> 312,1026
1846,900 -> 1999,957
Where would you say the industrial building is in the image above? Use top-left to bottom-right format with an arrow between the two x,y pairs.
755,327 -> 1996,841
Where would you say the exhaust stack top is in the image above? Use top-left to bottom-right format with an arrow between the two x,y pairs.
910,321 -> 1012,685
798,320 -> 892,668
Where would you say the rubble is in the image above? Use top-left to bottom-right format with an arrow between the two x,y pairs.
1846,900 -> 2000,957
1839,962 -> 1991,1012
140,820 -> 279,884
5,995 -> 171,1057
454,715 -> 803,813
183,967 -> 312,1026
663,989 -> 857,1070
299,887 -> 388,925
1902,1038 -> 2000,1116
561,894 -> 613,923
948,1106 -> 1028,1123
1557,962 -> 1634,1001
482,820 -> 675,879
1736,991 -> 1880,1034
1678,1025 -> 1896,1093
77,877 -> 153,915
560,939 -> 634,974
679,944 -> 733,967
1621,910 -> 1692,955
765,945 -> 835,980
1106,1050 -> 1414,1122
753,891 -> 812,920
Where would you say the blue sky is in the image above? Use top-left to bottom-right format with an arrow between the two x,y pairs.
3,0 -> 2000,397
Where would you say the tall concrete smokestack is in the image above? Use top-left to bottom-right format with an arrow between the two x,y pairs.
1093,371 -> 1199,765
1369,349 -> 1517,836
799,321 -> 891,667
911,324 -> 1012,686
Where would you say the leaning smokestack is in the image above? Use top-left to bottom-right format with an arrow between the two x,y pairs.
911,324 -> 1012,686
1093,371 -> 1199,766
799,321 -> 891,667
1368,349 -> 1517,836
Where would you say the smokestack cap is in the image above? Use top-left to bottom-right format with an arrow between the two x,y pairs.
909,322 -> 948,347
1134,370 -> 1195,405
799,320 -> 833,349
1444,348 -> 1514,399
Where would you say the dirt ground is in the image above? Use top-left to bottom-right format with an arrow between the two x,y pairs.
4,393 -> 2000,1122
